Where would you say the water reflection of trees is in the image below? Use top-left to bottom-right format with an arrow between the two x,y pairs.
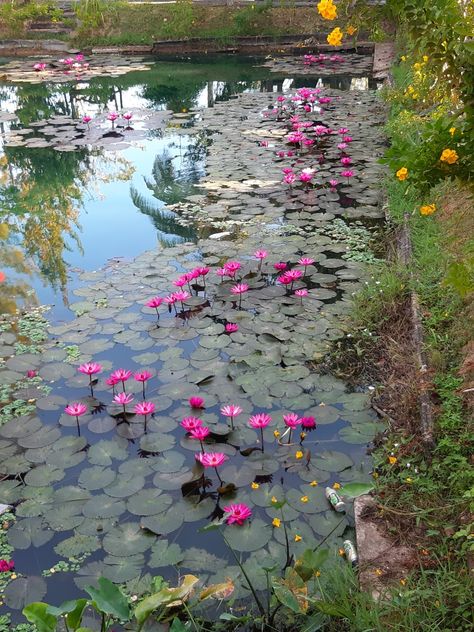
131,132 -> 208,246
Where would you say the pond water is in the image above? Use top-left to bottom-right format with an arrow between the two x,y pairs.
0,54 -> 385,625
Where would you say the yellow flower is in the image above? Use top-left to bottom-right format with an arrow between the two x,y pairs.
413,62 -> 422,71
272,517 -> 281,528
295,451 -> 304,460
271,496 -> 278,503
400,578 -> 407,586
317,0 -> 337,20
327,27 -> 343,46
440,148 -> 458,164
401,55 -> 406,62
372,471 -> 379,479
406,477 -> 413,484
346,25 -> 357,36
300,496 -> 309,503
396,167 -> 408,181
374,568 -> 383,576
294,534 -> 302,542
315,570 -> 321,577
449,127 -> 456,136
419,203 -> 436,216
338,548 -> 345,556
273,430 -> 280,438
310,480 -> 318,487
423,55 -> 429,62
10,573 -> 17,579
333,482 -> 341,490
251,482 -> 259,490
388,456 -> 397,465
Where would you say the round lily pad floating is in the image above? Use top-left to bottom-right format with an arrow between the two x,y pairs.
46,504 -> 85,531
24,465 -> 65,487
126,489 -> 172,517
102,553 -> 144,583
7,517 -> 54,549
104,473 -> 145,498
180,546 -> 227,573
79,466 -> 116,491
103,522 -> 155,557
141,504 -> 185,535
82,494 -> 126,519
148,539 -> 184,568
3,576 -> 47,610
223,517 -> 271,553
54,534 -> 101,558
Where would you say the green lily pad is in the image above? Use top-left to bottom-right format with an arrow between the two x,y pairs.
104,473 -> 145,498
46,504 -> 85,531
8,517 -> 53,549
24,465 -> 65,487
88,438 -> 129,466
151,451 -> 185,473
223,518 -> 271,552
103,554 -> 144,583
141,505 -> 185,535
286,486 -> 326,514
149,539 -> 184,568
54,533 -> 101,558
139,433 -> 176,453
0,480 -> 24,503
314,451 -> 354,472
4,576 -> 47,610
79,466 -> 116,491
16,489 -> 53,518
74,561 -> 104,590
103,522 -> 155,557
180,547 -> 226,572
126,489 -> 172,516
82,495 -> 126,519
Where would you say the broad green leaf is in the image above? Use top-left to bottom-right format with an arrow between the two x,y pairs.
271,580 -> 302,614
294,548 -> 329,582
67,599 -> 88,630
84,577 -> 129,621
22,603 -> 57,632
340,482 -> 374,498
135,575 -> 199,625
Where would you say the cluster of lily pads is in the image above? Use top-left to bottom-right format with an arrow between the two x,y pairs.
262,87 -> 356,190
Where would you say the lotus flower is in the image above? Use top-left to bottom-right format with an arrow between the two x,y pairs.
65,402 -> 87,418
329,179 -> 338,189
224,261 -> 241,278
173,290 -> 190,309
283,412 -> 302,443
114,392 -> 134,406
301,416 -> 316,429
195,452 -> 228,485
33,63 -> 47,72
26,370 -> 37,378
107,112 -> 119,127
295,288 -> 308,302
225,323 -> 239,333
134,401 -> 155,430
0,560 -> 14,572
223,503 -> 252,525
111,369 -> 132,384
249,413 -> 272,452
189,396 -> 205,409
78,362 -> 102,376
221,404 -> 242,430
134,370 -> 152,397
341,169 -> 355,182
231,283 -> 248,309
190,426 -> 210,450
274,262 -> 288,272
146,296 -> 163,318
341,156 -> 352,166
123,112 -> 133,125
298,257 -> 314,276
181,416 -> 203,431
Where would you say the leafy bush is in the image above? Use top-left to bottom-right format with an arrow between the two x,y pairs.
159,0 -> 195,40
74,0 -> 125,31
0,1 -> 63,35
233,1 -> 274,36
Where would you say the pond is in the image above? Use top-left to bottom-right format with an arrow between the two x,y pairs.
0,54 -> 385,625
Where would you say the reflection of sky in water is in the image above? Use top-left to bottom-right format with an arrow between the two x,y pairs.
0,58 -> 376,319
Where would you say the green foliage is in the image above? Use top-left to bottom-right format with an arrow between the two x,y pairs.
159,0 -> 195,40
232,1 -> 273,36
74,0 -> 124,31
0,1 -> 63,36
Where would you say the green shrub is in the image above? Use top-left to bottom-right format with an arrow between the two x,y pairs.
0,1 -> 63,36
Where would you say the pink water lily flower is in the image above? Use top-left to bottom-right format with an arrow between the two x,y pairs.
301,416 -> 316,429
248,413 -> 272,429
111,368 -> 132,383
173,290 -> 190,308
78,362 -> 102,376
295,288 -> 309,301
134,370 -> 152,383
146,296 -> 163,309
223,503 -> 252,525
165,294 -> 177,305
284,173 -> 296,185
0,560 -> 15,572
134,401 -> 155,416
189,396 -> 205,409
341,169 -> 355,181
190,426 -> 210,441
195,452 -> 228,468
114,392 -> 134,406
338,127 -> 349,135
282,167 -> 294,175
65,403 -> 87,417
221,404 -> 242,430
274,262 -> 288,272
224,261 -> 241,278
338,142 -> 348,151
284,413 -> 302,429
341,156 -> 352,166
329,179 -> 338,188
196,266 -> 210,277
123,112 -> 133,122
298,257 -> 315,276
225,323 -> 239,333
299,171 -> 313,184
254,250 -> 268,260
107,112 -> 119,121
231,283 -> 249,309
278,274 -> 293,286
33,63 -> 47,71
181,416 -> 203,431
26,370 -> 37,378
342,135 -> 353,143
173,277 -> 187,288
82,115 -> 92,125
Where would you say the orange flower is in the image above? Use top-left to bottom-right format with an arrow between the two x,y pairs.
346,25 -> 357,36
294,534 -> 302,542
396,167 -> 408,181
333,482 -> 341,490
420,204 -> 436,216
440,148 -> 458,164
388,456 -> 397,465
